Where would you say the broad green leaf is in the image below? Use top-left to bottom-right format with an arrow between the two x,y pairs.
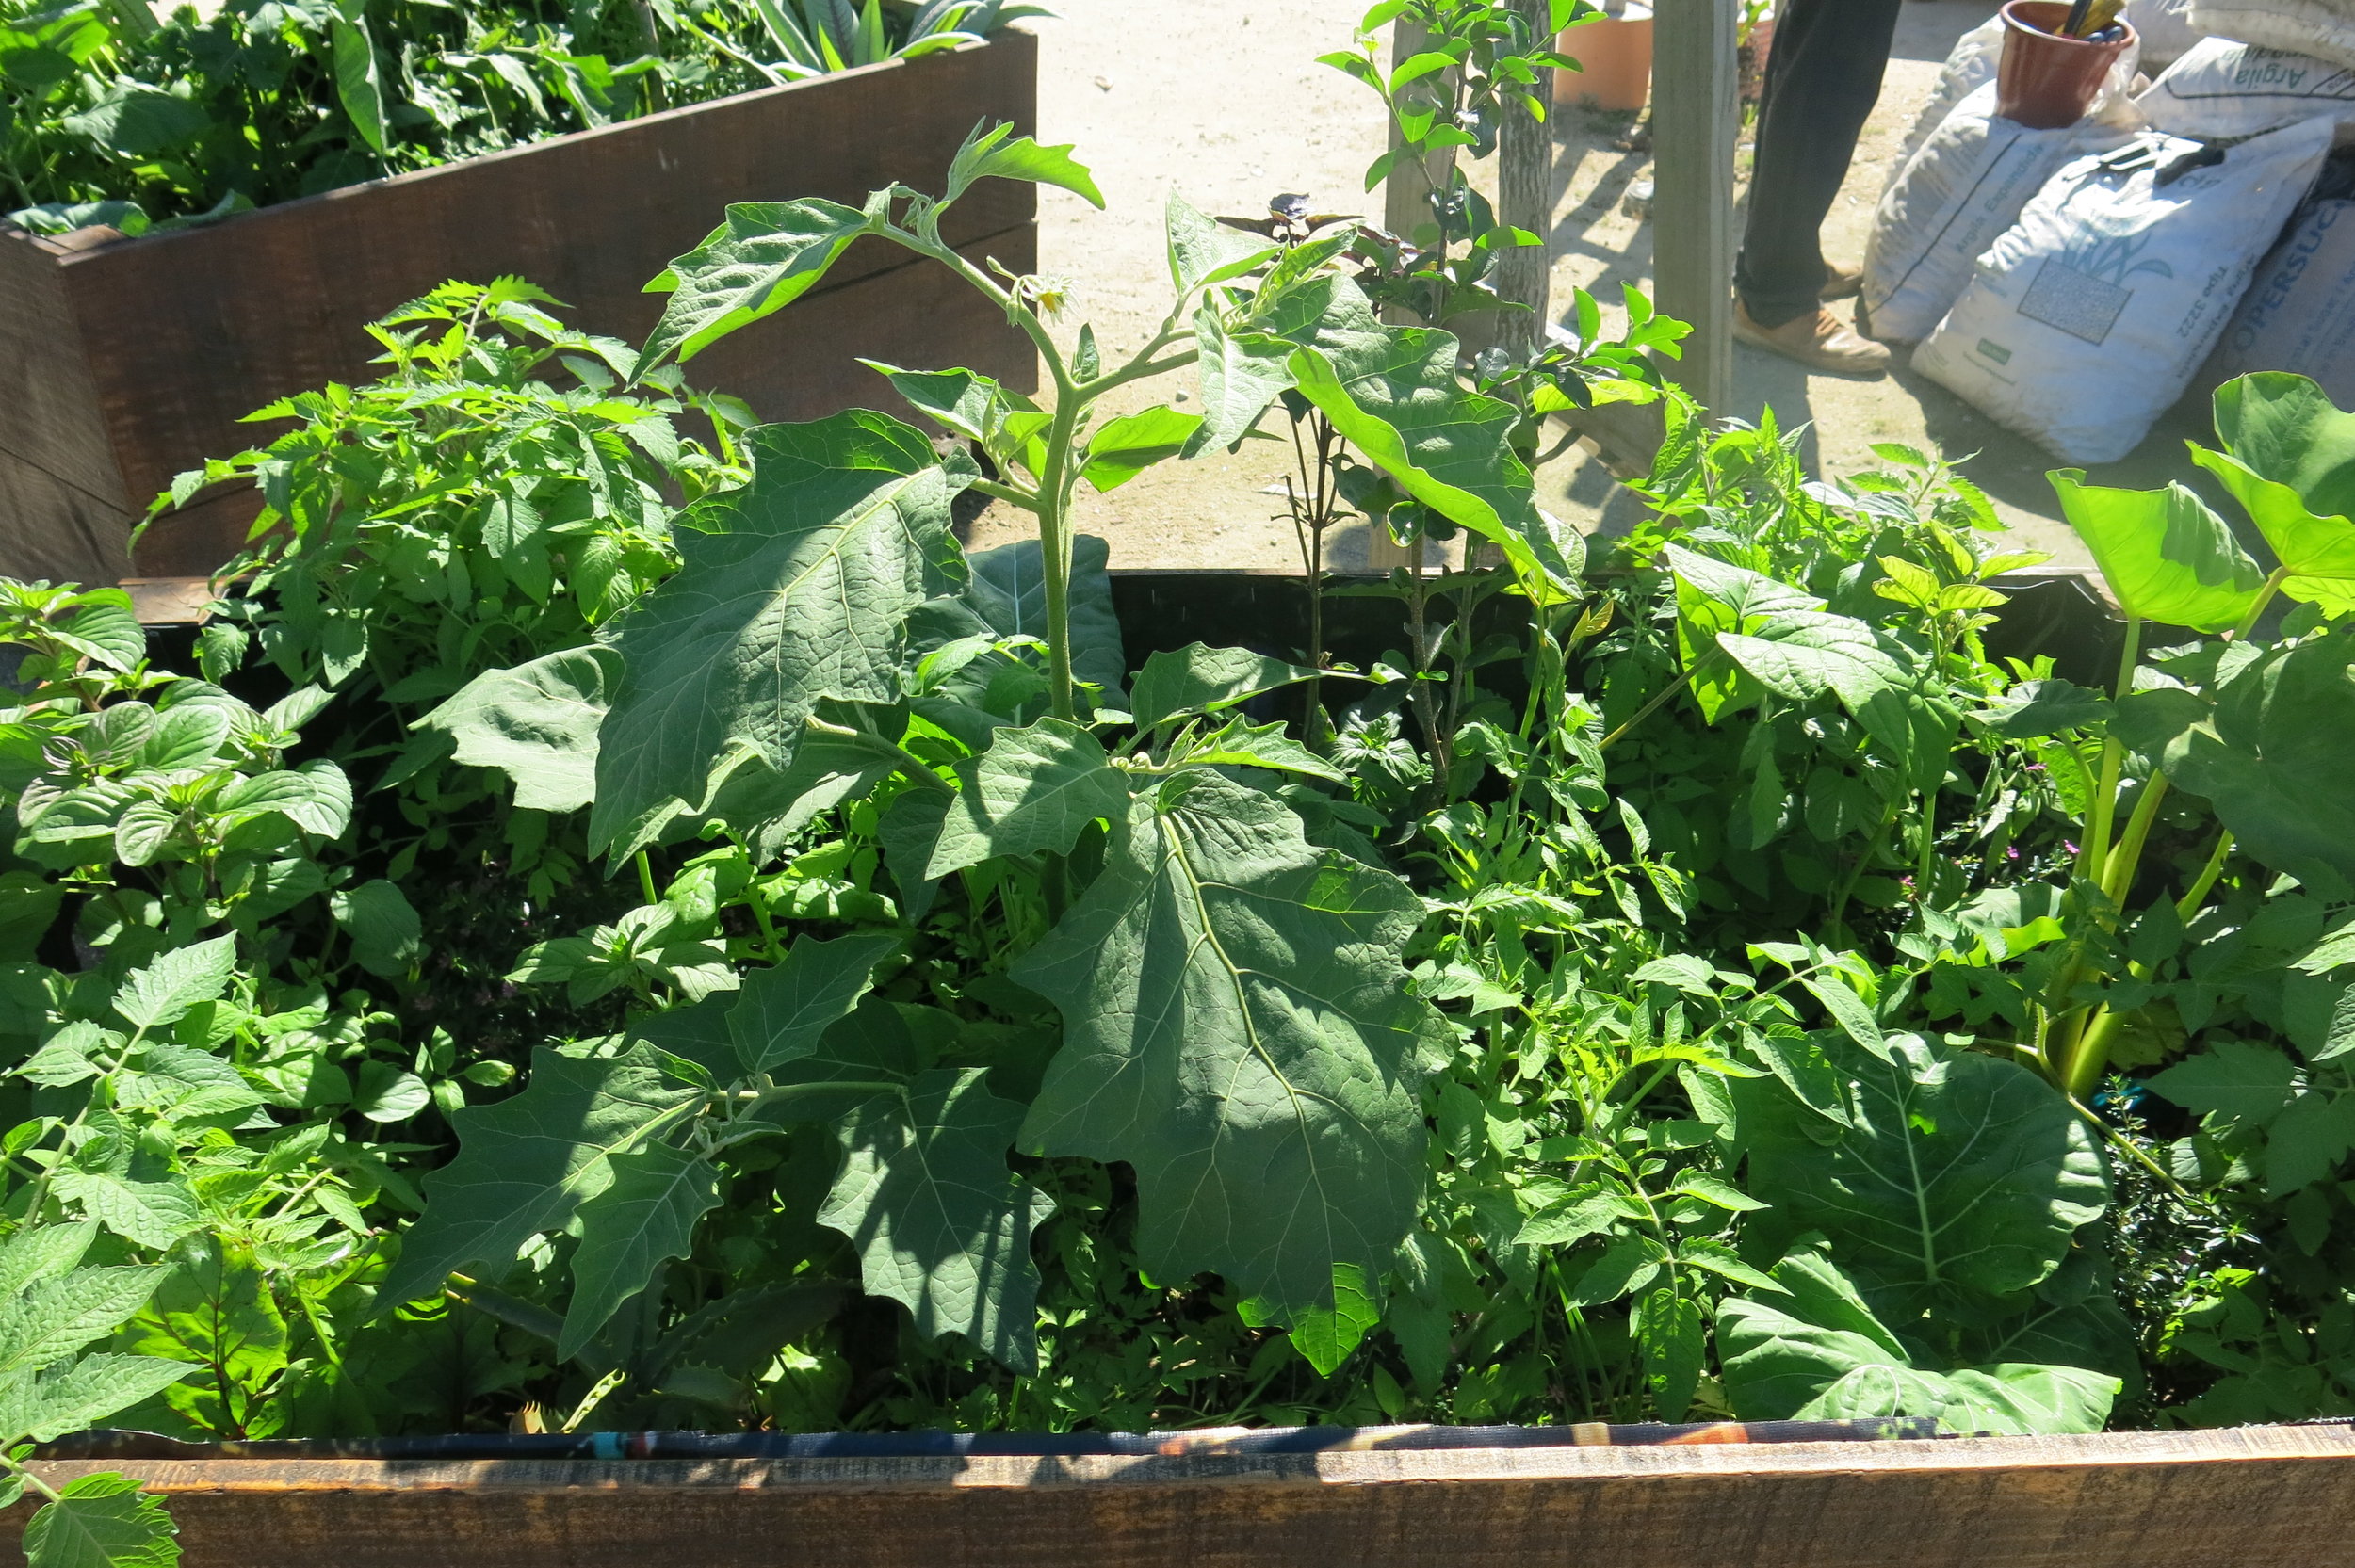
1736,1035 -> 2108,1318
1265,1263 -> 1381,1377
965,534 -> 1127,698
925,718 -> 1130,877
2148,1037 -> 2297,1123
1511,1187 -> 1620,1245
1129,642 -> 1316,731
819,1067 -> 1048,1372
420,647 -> 619,813
48,591 -> 143,674
2198,372 -> 2355,615
20,1473 -> 178,1568
1013,770 -> 1436,1317
380,1044 -> 708,1303
111,935 -> 236,1033
352,1059 -> 430,1123
0,1353 -> 192,1443
1080,407 -> 1203,493
1973,677 -> 2113,739
330,18 -> 387,154
1718,613 -> 1908,711
1665,544 -> 1824,720
1798,1361 -> 2119,1435
60,83 -> 205,155
1166,191 -> 1280,294
944,121 -> 1103,207
216,762 -> 351,838
860,362 -> 1024,444
1182,717 -> 1345,782
1288,320 -> 1579,590
560,1141 -> 723,1359
635,198 -> 873,373
725,933 -> 897,1073
2166,639 -> 2355,889
2049,471 -> 2265,632
331,880 -> 421,978
1189,306 -> 1298,452
591,412 -> 965,852
0,1267 -> 171,1373
137,704 -> 231,770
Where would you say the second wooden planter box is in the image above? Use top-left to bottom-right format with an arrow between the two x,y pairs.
0,31 -> 1039,587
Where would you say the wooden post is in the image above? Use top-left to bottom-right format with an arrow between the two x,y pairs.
1493,0 -> 1554,361
1648,0 -> 1740,414
1369,20 -> 1457,572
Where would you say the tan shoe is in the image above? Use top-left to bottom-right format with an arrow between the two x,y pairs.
1821,261 -> 1862,301
1733,303 -> 1892,376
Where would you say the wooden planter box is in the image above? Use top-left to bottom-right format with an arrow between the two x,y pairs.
12,1426 -> 2354,1566
0,31 -> 1039,586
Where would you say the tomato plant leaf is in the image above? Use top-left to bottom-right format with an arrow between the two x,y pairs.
20,1473 -> 178,1568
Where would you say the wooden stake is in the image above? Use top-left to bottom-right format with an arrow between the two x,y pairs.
1649,0 -> 1739,415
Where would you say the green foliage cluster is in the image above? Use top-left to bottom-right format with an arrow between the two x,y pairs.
1,0 -> 1040,233
8,57 -> 2355,1568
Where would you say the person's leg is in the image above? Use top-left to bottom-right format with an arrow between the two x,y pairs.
1734,0 -> 1908,327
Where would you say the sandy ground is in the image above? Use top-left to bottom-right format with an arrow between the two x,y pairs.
975,0 -> 2178,575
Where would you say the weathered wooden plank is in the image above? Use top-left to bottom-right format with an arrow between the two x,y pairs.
122,221 -> 1035,578
3,31 -> 1036,584
1649,0 -> 1739,412
0,227 -> 123,503
14,1427 -> 2354,1568
0,445 -> 132,585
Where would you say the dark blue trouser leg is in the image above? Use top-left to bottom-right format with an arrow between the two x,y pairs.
1733,0 -> 1907,328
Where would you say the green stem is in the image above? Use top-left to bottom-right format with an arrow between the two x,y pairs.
2228,568 -> 2289,643
2176,830 -> 2234,923
1597,653 -> 1717,752
2101,772 -> 2169,913
636,851 -> 659,907
803,717 -> 954,794
2080,616 -> 2141,890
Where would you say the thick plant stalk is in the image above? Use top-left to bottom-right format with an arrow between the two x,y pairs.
1494,0 -> 1555,360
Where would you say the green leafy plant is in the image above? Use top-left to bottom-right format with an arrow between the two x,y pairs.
2,0 -> 1043,234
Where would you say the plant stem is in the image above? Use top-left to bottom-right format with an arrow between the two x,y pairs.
1598,654 -> 1717,752
2080,616 -> 2141,890
2176,829 -> 2234,922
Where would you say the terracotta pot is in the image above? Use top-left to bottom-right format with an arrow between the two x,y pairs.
1554,15 -> 1653,114
1996,0 -> 2136,130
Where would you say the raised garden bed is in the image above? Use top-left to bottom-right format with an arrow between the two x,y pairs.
11,1425 -> 2354,1567
0,30 -> 1038,587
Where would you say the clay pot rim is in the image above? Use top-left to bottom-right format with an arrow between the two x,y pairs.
1998,0 -> 2139,53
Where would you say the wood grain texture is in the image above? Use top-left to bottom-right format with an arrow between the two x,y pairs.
3,31 -> 1037,584
0,445 -> 132,585
1649,0 -> 1739,413
0,227 -> 124,501
13,1427 -> 2354,1568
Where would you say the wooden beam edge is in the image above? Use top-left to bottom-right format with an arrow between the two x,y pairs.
27,1425 -> 2355,1496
